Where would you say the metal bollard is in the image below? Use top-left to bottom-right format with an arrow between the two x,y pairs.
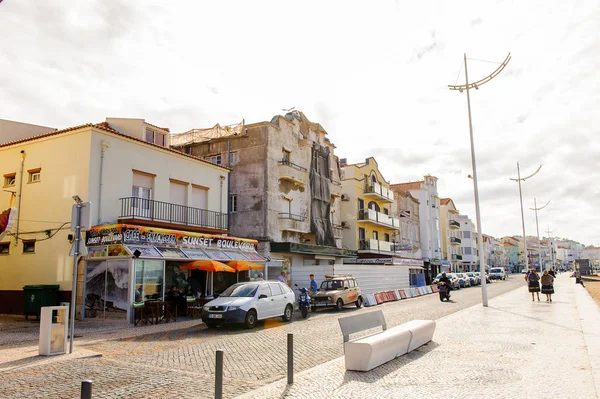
287,333 -> 293,384
81,380 -> 93,399
215,349 -> 223,399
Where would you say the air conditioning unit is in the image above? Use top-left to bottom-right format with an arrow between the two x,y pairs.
341,194 -> 350,201
341,221 -> 350,228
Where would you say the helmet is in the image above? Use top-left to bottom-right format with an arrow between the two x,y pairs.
300,287 -> 307,293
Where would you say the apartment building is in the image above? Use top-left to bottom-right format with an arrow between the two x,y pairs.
439,198 -> 461,271
170,111 -> 356,286
391,176 -> 442,282
390,189 -> 421,260
456,214 -> 477,272
339,157 -> 400,257
0,118 -> 264,320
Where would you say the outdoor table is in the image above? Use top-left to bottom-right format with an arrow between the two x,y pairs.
145,301 -> 177,324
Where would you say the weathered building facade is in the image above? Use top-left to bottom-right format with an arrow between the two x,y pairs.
390,189 -> 421,260
171,111 -> 355,285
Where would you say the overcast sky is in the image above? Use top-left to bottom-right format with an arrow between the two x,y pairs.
1,0 -> 598,245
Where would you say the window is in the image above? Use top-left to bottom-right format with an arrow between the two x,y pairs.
282,149 -> 291,163
23,240 -> 35,253
28,169 -> 41,183
229,195 -> 238,212
383,208 -> 389,215
145,129 -> 166,147
463,231 -> 471,239
204,154 -> 222,165
358,227 -> 366,241
269,283 -> 283,296
463,247 -> 472,255
0,243 -> 9,254
229,152 -> 238,165
384,233 -> 390,242
281,197 -> 292,214
259,285 -> 272,297
373,231 -> 379,240
358,198 -> 364,212
132,171 -> 154,214
3,173 -> 15,187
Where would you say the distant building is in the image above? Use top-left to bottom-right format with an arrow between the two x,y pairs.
439,198 -> 461,271
456,214 -> 477,272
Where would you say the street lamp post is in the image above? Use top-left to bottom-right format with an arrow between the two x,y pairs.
510,163 -> 542,272
448,53 -> 511,307
530,198 -> 550,272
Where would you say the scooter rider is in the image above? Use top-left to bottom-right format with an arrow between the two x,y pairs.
439,272 -> 452,291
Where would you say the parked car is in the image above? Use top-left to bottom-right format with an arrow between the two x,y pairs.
489,267 -> 507,280
455,273 -> 471,288
475,272 -> 491,284
310,275 -> 363,311
201,281 -> 295,329
433,273 -> 460,289
465,272 -> 479,285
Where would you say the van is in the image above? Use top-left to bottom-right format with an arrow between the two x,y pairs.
489,267 -> 506,280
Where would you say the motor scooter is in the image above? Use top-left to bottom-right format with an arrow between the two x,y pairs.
295,284 -> 311,318
438,282 -> 451,302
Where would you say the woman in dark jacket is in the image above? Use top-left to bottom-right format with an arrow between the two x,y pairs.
526,269 -> 541,301
541,270 -> 555,302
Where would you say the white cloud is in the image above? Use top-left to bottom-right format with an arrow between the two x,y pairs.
0,0 -> 598,244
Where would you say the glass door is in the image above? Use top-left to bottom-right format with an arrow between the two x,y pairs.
85,260 -> 129,319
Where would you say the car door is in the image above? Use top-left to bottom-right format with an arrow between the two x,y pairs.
256,284 -> 273,319
269,283 -> 285,316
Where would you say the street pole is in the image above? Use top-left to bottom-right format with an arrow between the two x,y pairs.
448,52 -> 511,307
517,163 -> 528,271
69,202 -> 81,354
463,54 -> 488,307
530,199 -> 550,273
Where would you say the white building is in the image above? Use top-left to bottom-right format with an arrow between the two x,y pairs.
391,175 -> 442,282
456,214 -> 477,272
439,198 -> 461,271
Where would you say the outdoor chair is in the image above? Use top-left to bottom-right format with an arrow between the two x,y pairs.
133,301 -> 151,326
186,296 -> 202,319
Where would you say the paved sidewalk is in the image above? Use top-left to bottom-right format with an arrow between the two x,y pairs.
236,274 -> 600,399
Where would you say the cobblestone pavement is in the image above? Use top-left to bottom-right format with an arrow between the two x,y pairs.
0,277 -> 524,398
236,274 -> 599,399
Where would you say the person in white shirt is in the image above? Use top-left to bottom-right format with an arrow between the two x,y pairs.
277,271 -> 287,284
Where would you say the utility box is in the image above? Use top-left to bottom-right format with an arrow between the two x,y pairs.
39,305 -> 69,356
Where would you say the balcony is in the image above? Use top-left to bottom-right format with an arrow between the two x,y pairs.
358,209 -> 400,230
330,179 -> 342,198
119,197 -> 228,231
278,160 -> 308,186
364,182 -> 394,202
449,220 -> 460,229
278,212 -> 309,233
359,239 -> 392,252
451,254 -> 463,261
450,237 -> 462,245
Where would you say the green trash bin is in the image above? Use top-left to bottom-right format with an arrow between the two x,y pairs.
23,285 -> 60,320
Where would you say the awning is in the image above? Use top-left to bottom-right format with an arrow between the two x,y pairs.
270,242 -> 357,258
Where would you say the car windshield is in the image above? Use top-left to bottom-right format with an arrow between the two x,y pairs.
491,268 -> 502,273
321,280 -> 343,290
435,274 -> 442,279
467,273 -> 474,277
219,283 -> 259,297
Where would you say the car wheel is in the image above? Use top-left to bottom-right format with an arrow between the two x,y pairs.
355,297 -> 363,308
282,304 -> 293,322
336,299 -> 344,311
244,309 -> 257,329
204,322 -> 217,329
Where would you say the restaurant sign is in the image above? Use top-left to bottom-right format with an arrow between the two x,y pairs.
85,224 -> 257,251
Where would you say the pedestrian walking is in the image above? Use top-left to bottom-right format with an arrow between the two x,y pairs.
525,268 -> 541,301
549,268 -> 556,278
541,270 -> 555,302
309,274 -> 318,295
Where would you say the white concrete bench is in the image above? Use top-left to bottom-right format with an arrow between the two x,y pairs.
338,310 -> 435,371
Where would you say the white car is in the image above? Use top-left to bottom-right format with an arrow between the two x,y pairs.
456,273 -> 471,288
201,281 -> 295,329
489,267 -> 507,280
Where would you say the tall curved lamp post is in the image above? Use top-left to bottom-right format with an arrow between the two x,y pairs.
448,53 -> 511,307
530,199 -> 550,272
510,164 -> 542,272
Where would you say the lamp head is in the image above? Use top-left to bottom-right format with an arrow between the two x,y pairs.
72,195 -> 83,204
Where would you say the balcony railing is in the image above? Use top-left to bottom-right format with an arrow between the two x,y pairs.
450,237 -> 462,244
451,254 -> 463,260
364,182 -> 394,202
358,208 -> 400,229
449,220 -> 460,229
277,160 -> 307,172
119,197 -> 228,230
278,212 -> 305,221
359,239 -> 392,252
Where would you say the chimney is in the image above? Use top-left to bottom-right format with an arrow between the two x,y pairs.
340,158 -> 347,167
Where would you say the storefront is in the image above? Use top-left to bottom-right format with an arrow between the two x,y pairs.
82,224 -> 265,322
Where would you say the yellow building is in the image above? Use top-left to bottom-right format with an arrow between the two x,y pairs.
440,198 -> 461,270
0,118 -> 267,319
339,157 -> 400,256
